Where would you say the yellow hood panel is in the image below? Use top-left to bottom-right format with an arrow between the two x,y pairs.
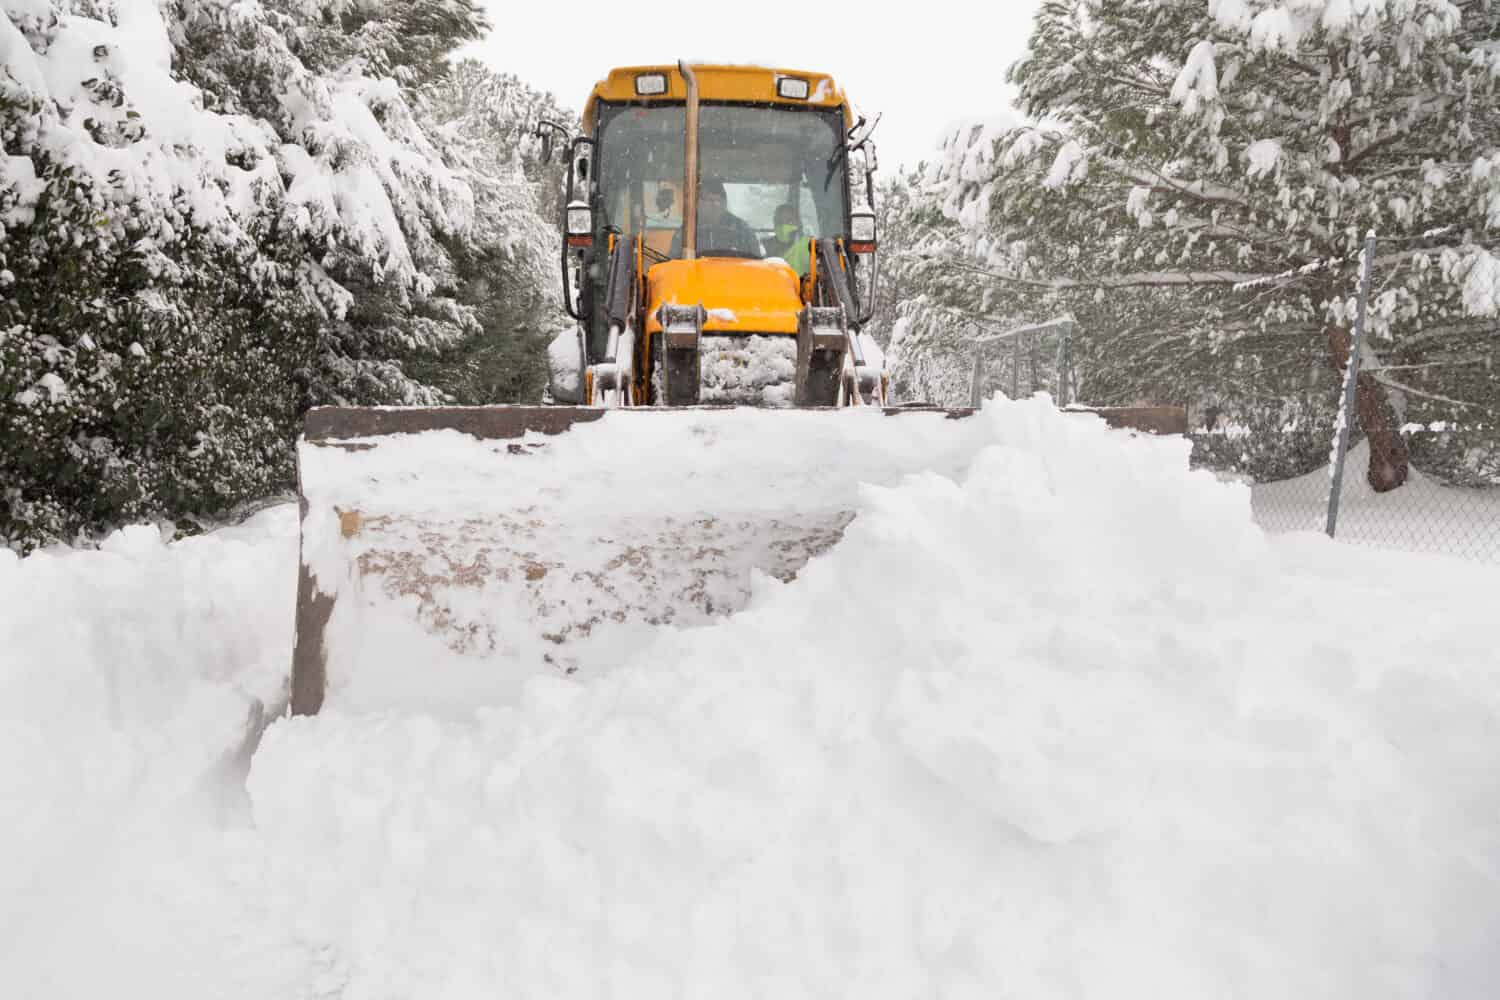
645,258 -> 803,335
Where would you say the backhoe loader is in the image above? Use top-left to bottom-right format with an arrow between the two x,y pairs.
538,63 -> 887,409
287,64 -> 1186,715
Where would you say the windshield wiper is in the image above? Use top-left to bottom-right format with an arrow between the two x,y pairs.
823,144 -> 847,191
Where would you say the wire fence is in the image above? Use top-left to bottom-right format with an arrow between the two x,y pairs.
1188,231 -> 1500,564
1194,424 -> 1500,562
889,232 -> 1497,564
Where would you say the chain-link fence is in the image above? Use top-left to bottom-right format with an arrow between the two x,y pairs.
885,241 -> 1497,565
1201,424 -> 1500,562
1189,231 -> 1500,564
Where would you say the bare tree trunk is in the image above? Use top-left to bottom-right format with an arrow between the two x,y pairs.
1326,322 -> 1409,492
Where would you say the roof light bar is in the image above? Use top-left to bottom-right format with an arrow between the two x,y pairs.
635,73 -> 667,96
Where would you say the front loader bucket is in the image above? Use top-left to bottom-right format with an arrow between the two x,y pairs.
290,403 -> 1186,715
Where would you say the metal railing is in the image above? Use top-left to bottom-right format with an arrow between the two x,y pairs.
968,316 -> 1076,407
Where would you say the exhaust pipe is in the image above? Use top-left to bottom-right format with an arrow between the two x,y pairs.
679,60 -> 699,261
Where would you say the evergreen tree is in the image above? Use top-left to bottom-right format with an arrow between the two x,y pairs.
1,1 -> 559,550
1015,0 -> 1500,489
417,60 -> 569,404
896,0 -> 1500,489
880,122 -> 1068,405
173,0 -> 496,405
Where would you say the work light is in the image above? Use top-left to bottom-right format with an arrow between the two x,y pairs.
849,210 -> 877,252
776,77 -> 811,100
566,201 -> 593,247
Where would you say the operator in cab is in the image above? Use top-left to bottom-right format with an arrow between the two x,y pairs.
670,176 -> 761,258
765,203 -> 811,276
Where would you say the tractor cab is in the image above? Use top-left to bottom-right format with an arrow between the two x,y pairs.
595,99 -> 848,265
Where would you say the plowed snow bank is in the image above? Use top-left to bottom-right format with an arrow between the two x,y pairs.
252,400 -> 1500,998
2,398 -> 1496,999
0,507 -> 299,996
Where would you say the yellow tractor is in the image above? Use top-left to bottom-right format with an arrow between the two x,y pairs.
536,62 -> 887,409
286,64 -> 1186,716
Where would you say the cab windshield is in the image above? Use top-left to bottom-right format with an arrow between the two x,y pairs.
595,103 -> 848,260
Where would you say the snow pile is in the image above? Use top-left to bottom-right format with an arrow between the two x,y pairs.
545,325 -> 583,402
0,508 -> 296,882
699,333 -> 798,404
245,398 -> 1499,997
3,398 -> 1497,996
296,406 -> 1008,713
0,506 -> 303,996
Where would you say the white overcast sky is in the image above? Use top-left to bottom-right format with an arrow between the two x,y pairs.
459,1 -> 1043,172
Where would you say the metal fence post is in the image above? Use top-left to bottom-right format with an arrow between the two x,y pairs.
1326,232 -> 1376,537
1011,334 -> 1021,398
1028,334 -> 1039,396
969,326 -> 984,408
1054,320 -> 1073,405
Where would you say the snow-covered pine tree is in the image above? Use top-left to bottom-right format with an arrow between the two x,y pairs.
986,0 -> 1500,491
1,1 -> 321,549
879,120 -> 1071,405
416,59 -> 568,404
297,0 -> 490,88
877,158 -> 984,405
863,172 -> 917,350
174,0 -> 497,405
1,0 -> 558,551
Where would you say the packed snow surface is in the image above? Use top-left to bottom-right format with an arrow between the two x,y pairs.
3,396 -> 1498,998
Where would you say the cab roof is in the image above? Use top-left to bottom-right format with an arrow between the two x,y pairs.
582,65 -> 853,134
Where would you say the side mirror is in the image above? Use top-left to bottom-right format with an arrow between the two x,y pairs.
849,210 -> 876,254
533,120 -> 568,164
565,200 -> 593,248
